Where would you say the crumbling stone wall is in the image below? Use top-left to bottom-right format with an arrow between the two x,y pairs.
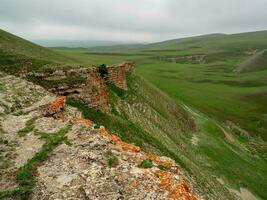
107,62 -> 135,90
122,62 -> 135,74
29,62 -> 135,113
76,68 -> 109,113
30,67 -> 109,112
107,65 -> 127,90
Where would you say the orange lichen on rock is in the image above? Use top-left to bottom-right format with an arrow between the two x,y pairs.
48,96 -> 66,112
44,96 -> 66,118
70,125 -> 197,200
143,153 -> 174,169
146,184 -> 153,193
128,180 -> 140,189
69,118 -> 93,128
155,171 -> 197,200
98,127 -> 141,153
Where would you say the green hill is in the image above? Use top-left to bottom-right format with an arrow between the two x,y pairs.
1,29 -> 267,199
52,30 -> 267,198
87,31 -> 267,55
0,29 -> 72,62
0,29 -> 77,75
144,31 -> 267,54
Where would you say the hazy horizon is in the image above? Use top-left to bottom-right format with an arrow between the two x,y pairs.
1,0 -> 267,45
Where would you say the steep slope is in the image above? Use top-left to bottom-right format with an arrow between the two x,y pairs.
67,74 -> 244,200
0,29 -> 70,62
0,72 -> 200,200
0,29 -> 77,76
1,29 -> 266,199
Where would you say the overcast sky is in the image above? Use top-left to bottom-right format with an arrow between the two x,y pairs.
0,0 -> 267,43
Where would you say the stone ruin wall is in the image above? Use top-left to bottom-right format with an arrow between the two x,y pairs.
30,62 -> 135,113
67,67 -> 110,113
107,62 -> 135,90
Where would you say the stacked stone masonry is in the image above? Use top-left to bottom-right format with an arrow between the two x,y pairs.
107,62 -> 135,90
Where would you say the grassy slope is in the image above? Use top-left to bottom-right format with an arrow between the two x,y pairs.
53,31 -> 267,139
54,30 -> 267,199
137,58 -> 267,139
68,74 -> 267,199
67,76 -> 238,199
1,29 -> 267,199
0,29 -> 79,75
135,31 -> 267,199
0,29 -> 71,62
51,47 -> 151,65
131,75 -> 267,199
144,31 -> 267,54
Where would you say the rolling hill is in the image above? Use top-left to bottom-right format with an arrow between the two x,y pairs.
51,30 -> 267,199
0,29 -> 79,76
1,29 -> 267,199
0,29 -> 71,62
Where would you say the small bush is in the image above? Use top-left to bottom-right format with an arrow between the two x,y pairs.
98,64 -> 108,78
139,159 -> 153,169
158,165 -> 167,170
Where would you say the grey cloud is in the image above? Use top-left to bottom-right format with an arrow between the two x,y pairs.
0,0 -> 266,42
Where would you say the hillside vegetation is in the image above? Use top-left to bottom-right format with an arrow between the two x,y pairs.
1,29 -> 267,199
0,29 -> 79,76
0,29 -> 72,62
52,31 -> 267,139
51,30 -> 267,199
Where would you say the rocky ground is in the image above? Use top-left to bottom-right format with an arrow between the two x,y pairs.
0,72 -> 201,199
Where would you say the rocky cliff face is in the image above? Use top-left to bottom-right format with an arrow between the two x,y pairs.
0,72 -> 201,200
28,62 -> 134,113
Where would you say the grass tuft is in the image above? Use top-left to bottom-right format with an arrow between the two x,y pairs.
18,117 -> 38,137
106,151 -> 119,167
139,159 -> 153,169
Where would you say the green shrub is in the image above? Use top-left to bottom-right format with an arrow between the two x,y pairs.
139,159 -> 153,169
158,165 -> 167,170
98,64 -> 108,78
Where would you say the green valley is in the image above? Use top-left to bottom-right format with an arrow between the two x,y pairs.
1,28 -> 267,199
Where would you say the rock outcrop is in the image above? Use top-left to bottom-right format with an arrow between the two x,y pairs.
0,72 -> 201,200
28,62 -> 134,113
159,55 -> 206,64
